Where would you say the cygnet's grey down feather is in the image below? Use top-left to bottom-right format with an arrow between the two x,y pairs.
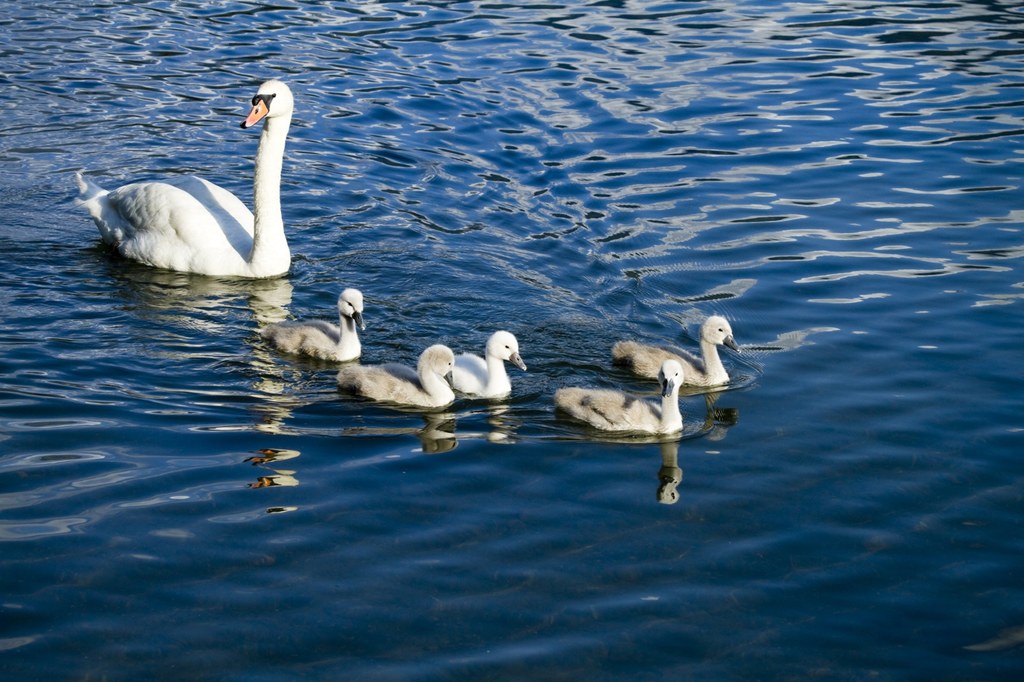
555,359 -> 684,435
262,288 -> 365,362
452,330 -> 527,398
337,344 -> 455,409
612,315 -> 738,387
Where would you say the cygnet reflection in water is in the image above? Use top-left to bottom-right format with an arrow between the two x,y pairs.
656,441 -> 683,505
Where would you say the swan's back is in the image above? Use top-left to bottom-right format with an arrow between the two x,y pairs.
79,174 -> 256,274
612,341 -> 703,379
555,386 -> 663,433
337,345 -> 455,408
261,320 -> 344,361
337,364 -> 428,404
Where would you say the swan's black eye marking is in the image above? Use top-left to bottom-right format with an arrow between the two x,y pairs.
251,93 -> 277,109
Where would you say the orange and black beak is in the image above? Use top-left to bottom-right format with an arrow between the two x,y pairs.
241,93 -> 275,129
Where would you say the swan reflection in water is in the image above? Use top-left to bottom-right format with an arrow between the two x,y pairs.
649,390 -> 739,505
656,440 -> 683,505
699,391 -> 739,440
326,399 -> 525,454
335,397 -> 523,454
245,448 -> 300,515
99,257 -> 310,437
417,412 -> 458,454
245,447 -> 300,489
99,257 -> 294,329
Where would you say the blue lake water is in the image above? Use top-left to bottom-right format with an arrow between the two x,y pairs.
2,0 -> 1023,678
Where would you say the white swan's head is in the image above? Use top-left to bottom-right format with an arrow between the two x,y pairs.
241,80 -> 294,129
338,288 -> 365,330
486,330 -> 527,371
658,359 -> 684,399
420,344 -> 456,383
701,315 -> 739,351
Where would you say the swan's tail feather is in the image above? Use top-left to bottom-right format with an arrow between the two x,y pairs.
75,171 -> 108,205
74,171 -> 123,246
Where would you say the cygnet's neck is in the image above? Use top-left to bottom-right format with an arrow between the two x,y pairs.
419,365 -> 454,405
700,338 -> 727,383
484,353 -> 512,395
659,392 -> 683,433
249,113 -> 291,273
338,315 -> 361,357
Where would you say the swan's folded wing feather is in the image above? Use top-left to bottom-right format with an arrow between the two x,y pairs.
262,320 -> 342,358
168,177 -> 254,236
338,364 -> 430,405
612,341 -> 705,379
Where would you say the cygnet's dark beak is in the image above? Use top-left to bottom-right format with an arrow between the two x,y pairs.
510,352 -> 527,372
352,310 -> 365,331
661,375 -> 677,399
724,335 -> 739,352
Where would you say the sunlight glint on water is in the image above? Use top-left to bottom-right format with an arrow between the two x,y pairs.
1,1 -> 1023,679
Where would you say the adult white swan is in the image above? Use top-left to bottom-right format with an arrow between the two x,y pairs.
75,79 -> 294,278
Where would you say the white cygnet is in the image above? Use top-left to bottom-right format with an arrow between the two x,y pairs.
451,330 -> 527,398
261,288 -> 365,362
612,315 -> 739,387
337,344 -> 456,409
555,359 -> 684,435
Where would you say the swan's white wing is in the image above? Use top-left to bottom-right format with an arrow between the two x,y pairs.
103,177 -> 254,273
169,177 -> 254,236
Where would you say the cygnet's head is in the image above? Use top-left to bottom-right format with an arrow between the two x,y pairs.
701,315 -> 739,351
338,288 -> 365,330
658,359 -> 684,398
241,79 -> 294,129
487,330 -> 527,371
420,344 -> 456,381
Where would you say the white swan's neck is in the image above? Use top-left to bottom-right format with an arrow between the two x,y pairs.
700,339 -> 726,382
420,366 -> 454,404
338,315 -> 361,357
660,393 -> 683,433
249,114 -> 291,275
484,354 -> 511,394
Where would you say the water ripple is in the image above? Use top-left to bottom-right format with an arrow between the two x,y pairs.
3,1 -> 1024,679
